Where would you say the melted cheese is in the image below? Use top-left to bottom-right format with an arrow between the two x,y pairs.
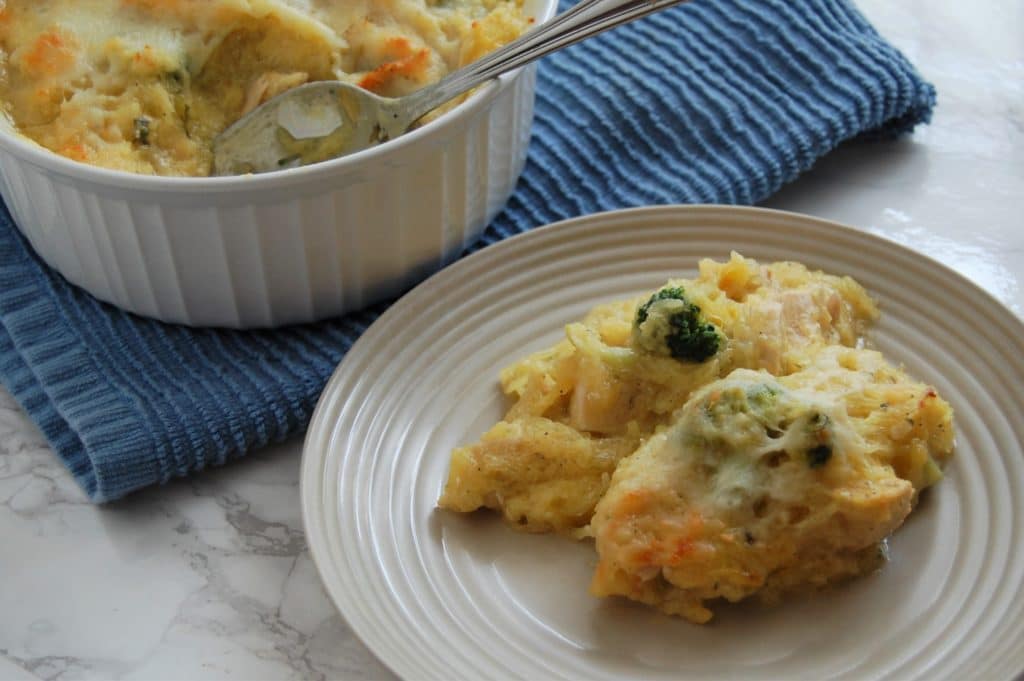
589,356 -> 952,623
0,0 -> 529,175
438,253 -> 880,534
439,253 -> 955,622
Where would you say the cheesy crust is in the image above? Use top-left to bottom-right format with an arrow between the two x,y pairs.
0,0 -> 529,175
438,253 -> 881,534
589,351 -> 953,623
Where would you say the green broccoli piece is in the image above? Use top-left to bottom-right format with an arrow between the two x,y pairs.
746,383 -> 781,409
632,286 -> 722,362
806,444 -> 832,468
133,117 -> 151,146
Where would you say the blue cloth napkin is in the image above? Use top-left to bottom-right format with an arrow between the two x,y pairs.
0,0 -> 935,502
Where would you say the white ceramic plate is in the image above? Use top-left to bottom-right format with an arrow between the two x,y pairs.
301,205 -> 1024,681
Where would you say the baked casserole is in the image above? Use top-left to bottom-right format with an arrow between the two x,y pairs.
0,0 -> 530,175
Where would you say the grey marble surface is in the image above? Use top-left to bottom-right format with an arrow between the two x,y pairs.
0,388 -> 393,681
1,1 -> 1022,679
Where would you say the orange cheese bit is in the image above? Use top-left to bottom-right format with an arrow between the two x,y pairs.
358,46 -> 432,93
58,142 -> 90,162
20,28 -> 78,78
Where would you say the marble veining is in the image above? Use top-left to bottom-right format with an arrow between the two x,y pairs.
2,0 -> 1022,678
0,388 -> 394,680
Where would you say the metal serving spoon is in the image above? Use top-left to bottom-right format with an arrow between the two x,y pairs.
212,0 -> 690,175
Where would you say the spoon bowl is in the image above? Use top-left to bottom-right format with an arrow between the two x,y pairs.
213,82 -> 411,176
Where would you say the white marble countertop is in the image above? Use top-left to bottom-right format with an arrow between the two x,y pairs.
1,1 -> 1021,679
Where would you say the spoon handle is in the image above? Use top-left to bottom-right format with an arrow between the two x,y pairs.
399,0 -> 691,126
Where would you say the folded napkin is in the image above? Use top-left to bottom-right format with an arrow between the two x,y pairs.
0,0 -> 935,502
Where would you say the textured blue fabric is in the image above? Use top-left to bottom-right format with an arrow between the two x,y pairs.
0,0 -> 935,502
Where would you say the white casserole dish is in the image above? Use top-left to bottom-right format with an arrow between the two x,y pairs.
0,0 -> 557,329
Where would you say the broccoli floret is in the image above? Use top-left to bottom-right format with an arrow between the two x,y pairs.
133,117 -> 151,146
746,383 -> 781,409
632,286 -> 722,362
806,444 -> 832,468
